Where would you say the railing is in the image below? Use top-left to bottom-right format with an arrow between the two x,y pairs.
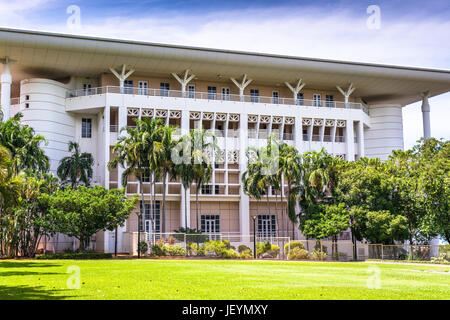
302,134 -> 309,141
335,136 -> 345,143
312,134 -> 321,142
323,135 -> 332,142
282,133 -> 293,141
227,129 -> 240,138
66,86 -> 369,114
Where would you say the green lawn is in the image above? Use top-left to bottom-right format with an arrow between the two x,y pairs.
0,259 -> 449,300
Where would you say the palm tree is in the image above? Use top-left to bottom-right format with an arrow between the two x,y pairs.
190,127 -> 219,231
173,135 -> 194,229
57,142 -> 93,188
153,125 -> 176,233
0,113 -> 49,175
279,144 -> 302,239
109,120 -> 151,258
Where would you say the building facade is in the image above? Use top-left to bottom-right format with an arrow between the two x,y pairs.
1,28 -> 449,253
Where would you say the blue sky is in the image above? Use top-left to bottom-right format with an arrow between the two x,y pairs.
0,0 -> 449,148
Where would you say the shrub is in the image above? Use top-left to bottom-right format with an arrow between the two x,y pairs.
222,239 -> 231,250
187,243 -> 205,256
220,249 -> 239,259
284,241 -> 305,255
238,245 -> 251,253
205,240 -> 228,257
266,245 -> 280,258
311,249 -> 327,261
151,242 -> 166,256
288,247 -> 309,260
431,253 -> 449,264
239,249 -> 253,259
139,241 -> 149,255
165,244 -> 186,256
37,252 -> 112,260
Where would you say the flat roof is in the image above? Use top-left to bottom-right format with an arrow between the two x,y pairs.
1,27 -> 450,106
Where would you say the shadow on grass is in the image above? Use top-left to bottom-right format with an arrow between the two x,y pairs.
0,261 -> 62,268
0,285 -> 76,300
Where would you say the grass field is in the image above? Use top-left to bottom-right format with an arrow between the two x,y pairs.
0,259 -> 449,300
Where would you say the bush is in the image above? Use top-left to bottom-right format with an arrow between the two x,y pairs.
239,249 -> 253,259
139,241 -> 148,255
266,245 -> 280,258
165,244 -> 186,256
431,253 -> 449,264
37,252 -> 112,260
288,247 -> 309,260
151,242 -> 166,256
284,241 -> 305,255
187,243 -> 205,256
311,249 -> 327,261
238,245 -> 251,253
205,240 -> 229,257
220,249 -> 239,259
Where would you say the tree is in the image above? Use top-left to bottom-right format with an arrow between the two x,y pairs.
190,127 -> 218,231
300,203 -> 349,258
57,141 -> 94,188
43,186 -> 137,251
109,119 -> 152,258
173,135 -> 194,229
412,138 -> 449,243
0,113 -> 49,175
153,125 -> 177,233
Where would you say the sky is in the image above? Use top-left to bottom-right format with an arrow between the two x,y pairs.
0,0 -> 449,149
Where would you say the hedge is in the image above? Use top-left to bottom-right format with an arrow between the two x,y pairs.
36,252 -> 113,260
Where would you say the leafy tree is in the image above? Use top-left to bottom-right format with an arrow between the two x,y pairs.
0,113 -> 49,175
109,119 -> 154,258
43,186 -> 137,251
153,125 -> 177,233
57,141 -> 94,188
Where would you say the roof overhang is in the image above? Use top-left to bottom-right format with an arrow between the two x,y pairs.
1,27 -> 450,106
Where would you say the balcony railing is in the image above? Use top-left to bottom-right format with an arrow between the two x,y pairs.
66,86 -> 369,114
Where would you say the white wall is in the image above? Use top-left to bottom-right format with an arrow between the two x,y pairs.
365,104 -> 404,160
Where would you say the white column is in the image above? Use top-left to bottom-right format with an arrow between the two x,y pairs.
345,120 -> 355,161
294,116 -> 302,153
172,70 -> 195,97
117,106 -> 128,188
180,110 -> 191,228
110,64 -> 135,93
104,106 -> 111,188
239,113 -> 250,236
1,57 -> 14,121
285,79 -> 306,103
421,91 -> 431,139
231,74 -> 252,102
358,121 -> 365,158
337,83 -> 355,108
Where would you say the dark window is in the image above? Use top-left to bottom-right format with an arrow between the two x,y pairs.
201,215 -> 220,233
272,91 -> 279,104
124,80 -> 133,94
25,95 -> 30,101
215,185 -> 220,195
201,184 -> 213,195
81,118 -> 92,138
257,215 -> 276,237
207,86 -> 217,100
139,201 -> 161,234
160,82 -> 170,96
326,94 -> 334,108
188,85 -> 195,98
296,93 -> 304,105
250,89 -> 259,103
25,103 -> 30,109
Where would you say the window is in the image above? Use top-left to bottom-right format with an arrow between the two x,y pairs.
139,201 -> 161,235
124,80 -> 133,94
25,95 -> 30,101
138,81 -> 148,95
215,185 -> 220,195
160,82 -> 170,97
272,91 -> 279,104
313,94 -> 322,107
296,93 -> 304,105
207,86 -> 217,100
250,89 -> 259,103
81,118 -> 92,138
201,215 -> 220,234
25,103 -> 30,109
326,94 -> 334,108
83,83 -> 92,95
257,215 -> 276,237
222,87 -> 230,101
201,184 -> 213,195
188,85 -> 195,98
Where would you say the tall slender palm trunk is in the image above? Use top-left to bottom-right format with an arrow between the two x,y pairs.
138,177 -> 144,259
162,172 -> 167,234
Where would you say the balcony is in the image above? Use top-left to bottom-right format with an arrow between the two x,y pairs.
66,86 -> 369,115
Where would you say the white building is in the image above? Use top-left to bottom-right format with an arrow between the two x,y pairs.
1,28 -> 449,254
